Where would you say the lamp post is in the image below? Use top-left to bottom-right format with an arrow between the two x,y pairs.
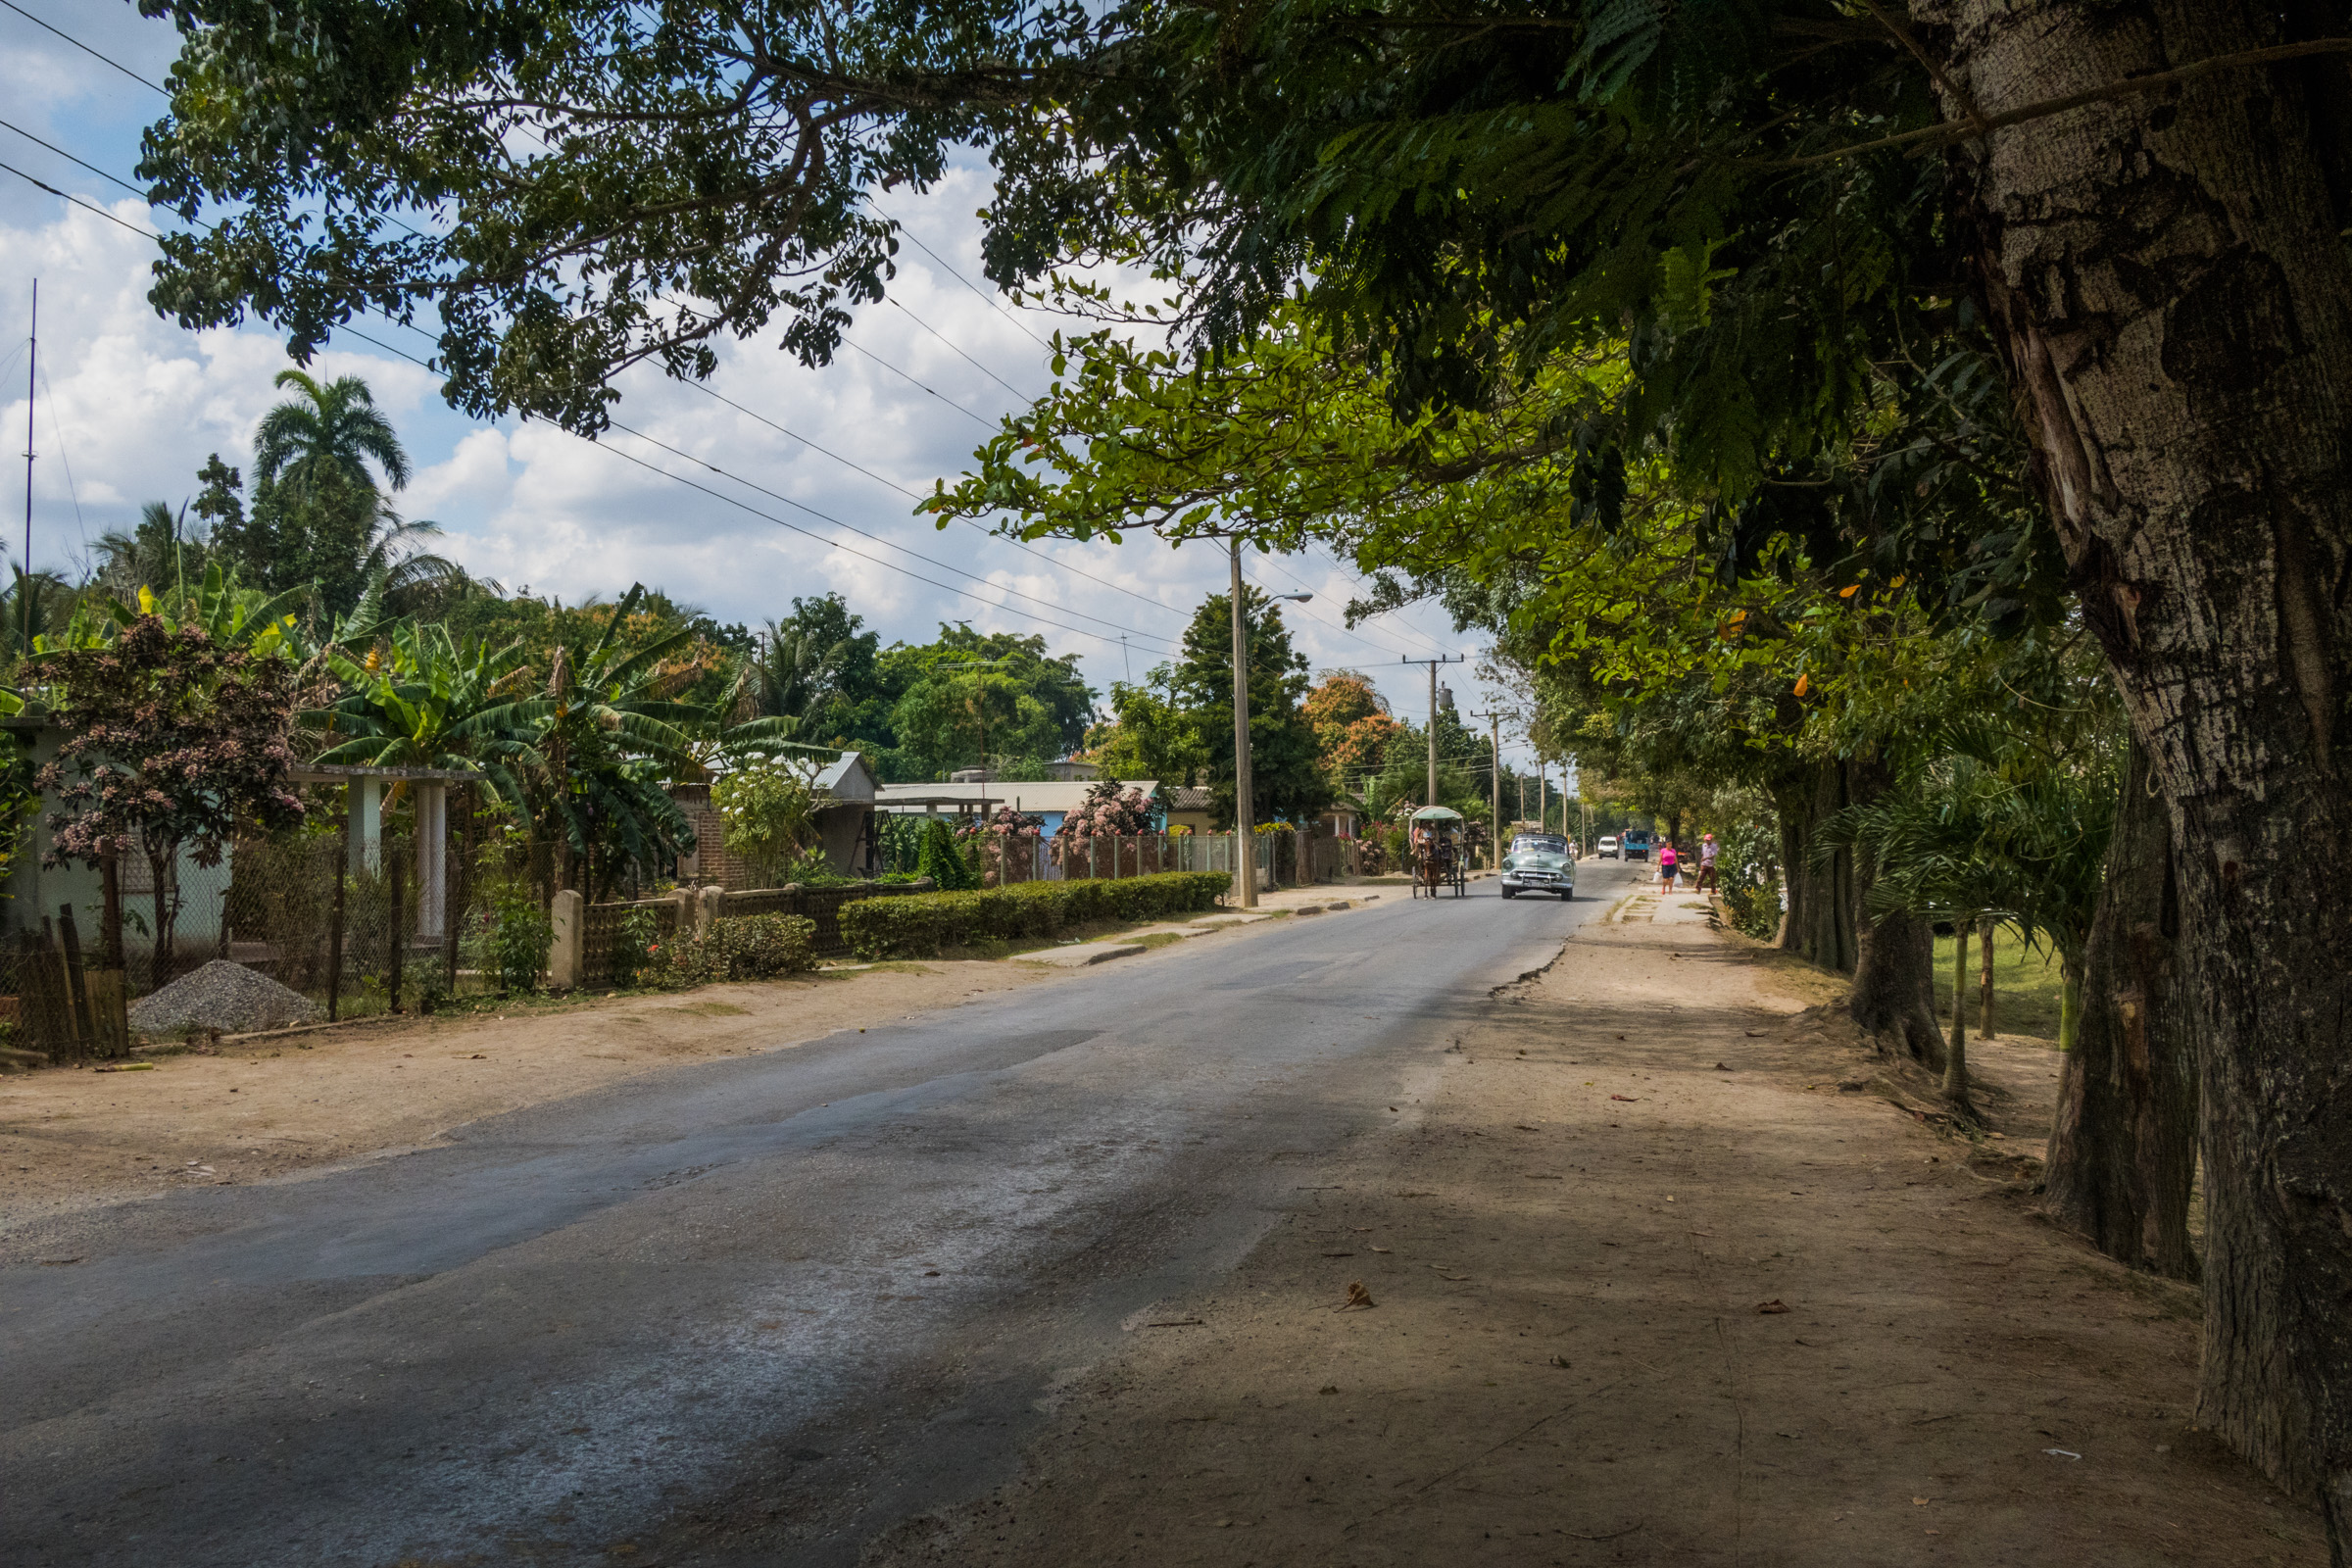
1228,537 -> 1311,908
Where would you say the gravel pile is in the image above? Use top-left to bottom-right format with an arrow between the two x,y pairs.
128,959 -> 323,1037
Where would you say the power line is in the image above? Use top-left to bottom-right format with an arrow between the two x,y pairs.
601,417 -> 1175,648
0,0 -> 164,93
672,380 -> 1189,622
0,122 -> 1190,643
868,201 -> 1056,352
838,339 -> 997,430
0,158 -> 157,236
0,115 -> 148,200
888,297 -> 1039,403
329,320 -> 1177,656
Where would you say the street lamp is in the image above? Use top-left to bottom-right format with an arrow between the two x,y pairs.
1228,535 -> 1311,910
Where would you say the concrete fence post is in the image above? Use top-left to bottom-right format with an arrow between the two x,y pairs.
549,889 -> 584,988
669,887 -> 695,945
697,885 -> 723,937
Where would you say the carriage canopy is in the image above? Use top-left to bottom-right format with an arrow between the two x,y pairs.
1409,806 -> 1465,826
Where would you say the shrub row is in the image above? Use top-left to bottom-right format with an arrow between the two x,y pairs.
656,912 -> 819,985
837,871 -> 1231,959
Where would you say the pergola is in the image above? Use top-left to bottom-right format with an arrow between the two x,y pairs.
287,763 -> 486,943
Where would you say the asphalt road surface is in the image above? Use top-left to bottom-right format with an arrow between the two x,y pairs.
5,862 -> 1635,1566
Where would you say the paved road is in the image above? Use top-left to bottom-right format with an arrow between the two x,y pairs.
4,864 -> 1635,1566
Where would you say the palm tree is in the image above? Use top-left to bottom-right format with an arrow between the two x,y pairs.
253,368 -> 412,497
241,368 -> 463,615
92,502 -> 207,607
748,619 -> 850,722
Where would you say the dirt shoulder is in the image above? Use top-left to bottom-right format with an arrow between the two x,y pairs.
865,892 -> 2323,1567
0,957 -> 1072,1236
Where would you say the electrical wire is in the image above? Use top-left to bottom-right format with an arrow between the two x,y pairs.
0,68 -> 1458,664
0,0 -> 163,92
674,380 -> 1190,622
888,297 -> 1039,403
867,200 -> 1056,352
330,320 -> 1178,656
0,129 -> 1190,644
837,339 -> 998,430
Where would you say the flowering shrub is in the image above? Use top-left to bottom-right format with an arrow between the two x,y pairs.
1053,780 -> 1152,838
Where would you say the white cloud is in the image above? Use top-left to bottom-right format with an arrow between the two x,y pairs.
0,3 -> 1515,737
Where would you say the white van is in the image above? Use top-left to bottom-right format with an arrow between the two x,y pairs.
1597,835 -> 1621,858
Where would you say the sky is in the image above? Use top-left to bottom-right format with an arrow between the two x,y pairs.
0,0 -> 1568,793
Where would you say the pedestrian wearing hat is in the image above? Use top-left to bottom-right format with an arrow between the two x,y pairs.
1695,833 -> 1720,892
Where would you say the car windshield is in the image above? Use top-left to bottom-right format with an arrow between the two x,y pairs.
1512,835 -> 1568,855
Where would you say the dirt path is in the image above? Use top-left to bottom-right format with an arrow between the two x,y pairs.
0,958 -> 1071,1237
864,891 -> 2324,1567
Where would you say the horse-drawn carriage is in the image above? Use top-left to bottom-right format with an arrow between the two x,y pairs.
1409,806 -> 1469,900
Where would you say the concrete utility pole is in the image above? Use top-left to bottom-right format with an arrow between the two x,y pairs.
1471,710 -> 1501,868
22,277 -> 35,658
1228,539 -> 1312,908
1397,655 -> 1465,809
1229,540 -> 1252,906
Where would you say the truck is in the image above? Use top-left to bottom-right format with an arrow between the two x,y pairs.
1621,829 -> 1652,862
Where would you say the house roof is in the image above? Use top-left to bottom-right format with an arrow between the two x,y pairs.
812,751 -> 878,803
1164,785 -> 1214,812
876,779 -> 1156,816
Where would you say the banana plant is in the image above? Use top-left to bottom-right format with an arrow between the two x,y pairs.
309,620 -> 535,803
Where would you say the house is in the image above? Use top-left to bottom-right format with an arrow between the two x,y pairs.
671,750 -> 881,888
873,778 -> 1158,839
0,713 -> 480,976
1160,784 -> 1216,837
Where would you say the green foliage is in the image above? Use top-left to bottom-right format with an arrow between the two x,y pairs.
917,816 -> 980,892
877,812 -> 929,876
838,872 -> 1230,959
1090,670 -> 1208,787
880,625 -> 1096,779
1170,587 -> 1327,829
656,913 -> 818,987
487,885 -> 553,993
612,906 -> 664,989
1720,877 -> 1781,944
712,761 -> 816,884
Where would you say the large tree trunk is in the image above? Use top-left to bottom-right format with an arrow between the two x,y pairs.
1925,0 -> 2352,1532
2045,737 -> 2198,1280
1782,761 -> 1859,971
1843,759 -> 1946,1065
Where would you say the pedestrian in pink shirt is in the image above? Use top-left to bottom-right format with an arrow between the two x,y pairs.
1658,840 -> 1679,891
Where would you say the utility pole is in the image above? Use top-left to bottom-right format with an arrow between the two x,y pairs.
1227,539 -> 1312,908
1398,654 -> 1465,809
1471,710 -> 1501,869
21,277 -> 34,658
1230,539 -> 1253,907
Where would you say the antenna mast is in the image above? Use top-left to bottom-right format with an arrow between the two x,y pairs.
20,276 -> 33,656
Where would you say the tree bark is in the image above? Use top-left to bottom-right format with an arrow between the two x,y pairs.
2045,738 -> 2199,1281
1924,0 -> 2352,1527
1844,759 -> 1946,1065
1978,916 -> 1996,1039
1943,919 -> 1973,1111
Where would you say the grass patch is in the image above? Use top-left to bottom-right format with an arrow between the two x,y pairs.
1129,930 -> 1195,951
1933,925 -> 2066,1042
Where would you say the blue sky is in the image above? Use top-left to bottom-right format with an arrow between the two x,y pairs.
0,0 -> 1560,783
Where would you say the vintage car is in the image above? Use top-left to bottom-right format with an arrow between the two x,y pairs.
1499,832 -> 1576,900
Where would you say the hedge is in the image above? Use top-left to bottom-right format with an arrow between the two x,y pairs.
837,871 -> 1231,959
654,912 -> 819,985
